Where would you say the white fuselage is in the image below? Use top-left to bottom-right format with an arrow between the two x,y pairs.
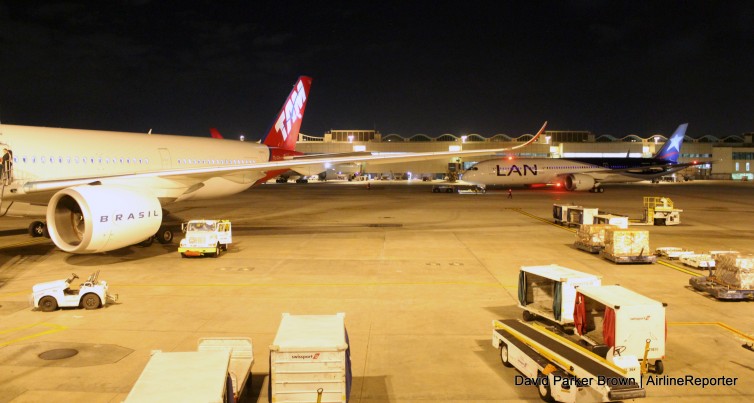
1,124 -> 272,214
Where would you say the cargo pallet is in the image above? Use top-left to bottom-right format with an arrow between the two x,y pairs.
599,250 -> 656,264
574,241 -> 602,254
689,276 -> 754,300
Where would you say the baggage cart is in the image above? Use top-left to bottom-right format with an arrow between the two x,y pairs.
518,265 -> 602,329
573,285 -> 667,374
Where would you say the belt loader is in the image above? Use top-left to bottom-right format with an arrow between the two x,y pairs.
492,319 -> 645,402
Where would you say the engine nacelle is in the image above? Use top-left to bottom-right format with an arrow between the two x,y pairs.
46,185 -> 162,253
563,174 -> 596,191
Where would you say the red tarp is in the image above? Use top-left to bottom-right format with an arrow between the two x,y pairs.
603,306 -> 616,348
573,293 -> 587,336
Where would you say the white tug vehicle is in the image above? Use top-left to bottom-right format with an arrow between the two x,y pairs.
32,271 -> 115,312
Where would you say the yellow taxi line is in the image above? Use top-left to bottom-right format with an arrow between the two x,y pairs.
0,323 -> 68,347
669,322 -> 754,343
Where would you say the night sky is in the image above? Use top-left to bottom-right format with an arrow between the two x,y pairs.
1,1 -> 753,140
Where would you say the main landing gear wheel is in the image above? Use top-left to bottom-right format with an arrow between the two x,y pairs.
28,221 -> 47,237
499,343 -> 513,367
522,310 -> 535,322
155,227 -> 173,244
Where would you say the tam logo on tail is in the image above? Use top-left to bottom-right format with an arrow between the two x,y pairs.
264,76 -> 312,151
275,80 -> 307,141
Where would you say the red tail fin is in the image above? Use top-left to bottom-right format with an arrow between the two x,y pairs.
263,76 -> 312,151
209,128 -> 224,139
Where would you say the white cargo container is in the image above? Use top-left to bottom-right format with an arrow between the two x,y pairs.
269,313 -> 352,403
593,214 -> 629,229
125,338 -> 253,403
573,285 -> 667,374
517,265 -> 602,328
566,207 -> 599,227
552,204 -> 581,225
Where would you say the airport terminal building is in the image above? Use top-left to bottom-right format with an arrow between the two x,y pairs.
296,129 -> 754,181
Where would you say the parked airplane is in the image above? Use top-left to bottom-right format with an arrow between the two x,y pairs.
0,76 -> 545,254
463,123 -> 697,192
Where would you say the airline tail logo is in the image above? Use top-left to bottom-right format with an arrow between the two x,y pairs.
274,79 -> 307,142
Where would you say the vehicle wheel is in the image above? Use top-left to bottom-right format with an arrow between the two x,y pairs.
499,343 -> 513,367
537,371 -> 554,402
522,310 -> 535,321
28,221 -> 46,237
221,244 -> 228,251
156,227 -> 173,244
654,360 -> 664,375
654,218 -> 666,226
213,243 -> 221,257
39,296 -> 58,312
82,293 -> 101,310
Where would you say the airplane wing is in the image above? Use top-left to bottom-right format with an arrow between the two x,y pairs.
21,122 -> 547,195
575,160 -> 712,176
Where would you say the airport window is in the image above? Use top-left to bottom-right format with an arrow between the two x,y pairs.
747,162 -> 751,172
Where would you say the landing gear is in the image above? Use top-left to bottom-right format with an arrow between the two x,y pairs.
590,186 -> 604,193
155,227 -> 173,244
28,221 -> 48,238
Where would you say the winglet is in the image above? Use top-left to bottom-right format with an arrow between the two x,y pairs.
514,121 -> 547,150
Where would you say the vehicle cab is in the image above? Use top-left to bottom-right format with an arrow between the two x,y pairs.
179,219 -> 232,258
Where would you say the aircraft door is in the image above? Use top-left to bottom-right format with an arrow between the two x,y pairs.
158,148 -> 171,169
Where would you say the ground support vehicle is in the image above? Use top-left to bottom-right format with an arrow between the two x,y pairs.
492,319 -> 645,402
642,196 -> 682,225
269,313 -> 352,403
178,219 -> 232,258
518,265 -> 602,330
574,285 -> 666,374
553,204 -> 582,226
125,337 -> 253,403
432,184 -> 456,193
679,253 -> 715,269
689,276 -> 754,300
32,271 -> 116,312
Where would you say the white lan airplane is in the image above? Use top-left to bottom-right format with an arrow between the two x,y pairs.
463,124 -> 700,192
0,76 -> 545,254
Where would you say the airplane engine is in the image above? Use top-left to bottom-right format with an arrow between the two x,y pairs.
563,174 -> 596,191
46,185 -> 162,253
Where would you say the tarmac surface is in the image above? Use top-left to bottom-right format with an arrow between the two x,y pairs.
0,180 -> 753,402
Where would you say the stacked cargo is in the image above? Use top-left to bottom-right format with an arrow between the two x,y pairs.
715,253 -> 754,289
574,224 -> 617,253
689,252 -> 754,300
600,229 -> 656,263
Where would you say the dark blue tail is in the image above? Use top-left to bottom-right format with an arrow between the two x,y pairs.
654,123 -> 687,163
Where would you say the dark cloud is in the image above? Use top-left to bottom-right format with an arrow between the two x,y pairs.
1,2 -> 753,139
